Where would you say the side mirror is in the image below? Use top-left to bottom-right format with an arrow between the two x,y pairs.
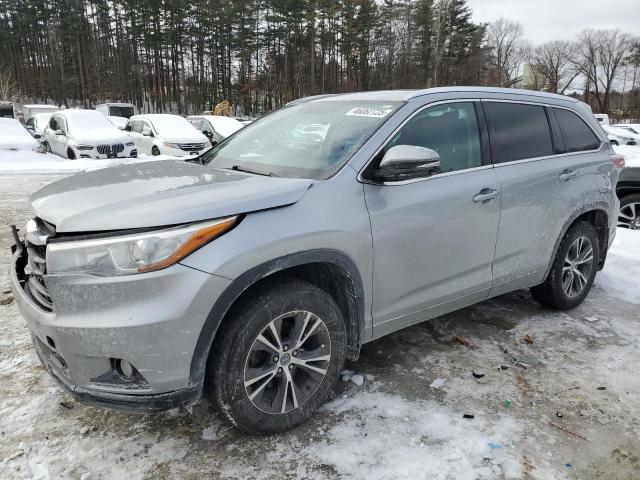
202,130 -> 212,137
54,129 -> 65,136
376,145 -> 441,180
141,128 -> 153,137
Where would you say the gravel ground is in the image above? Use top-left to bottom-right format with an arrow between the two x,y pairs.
1,174 -> 639,480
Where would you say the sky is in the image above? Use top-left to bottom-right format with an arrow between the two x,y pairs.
466,0 -> 640,44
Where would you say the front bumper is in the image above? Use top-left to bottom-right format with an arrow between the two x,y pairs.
9,239 -> 231,412
72,145 -> 137,159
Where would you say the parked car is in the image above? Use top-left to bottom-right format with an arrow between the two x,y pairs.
10,88 -> 622,435
96,103 -> 135,119
22,104 -> 59,122
108,115 -> 128,130
126,114 -> 209,156
612,124 -> 640,136
42,109 -> 137,159
0,117 -> 41,151
0,101 -> 16,118
186,115 -> 243,145
25,112 -> 55,140
617,164 -> 640,229
603,125 -> 637,146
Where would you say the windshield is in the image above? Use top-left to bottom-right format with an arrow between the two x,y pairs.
151,115 -> 202,138
199,100 -> 402,179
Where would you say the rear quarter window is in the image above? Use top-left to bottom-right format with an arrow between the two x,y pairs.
554,108 -> 601,152
484,102 -> 554,163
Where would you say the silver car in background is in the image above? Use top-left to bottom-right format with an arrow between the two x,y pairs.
10,87 -> 622,434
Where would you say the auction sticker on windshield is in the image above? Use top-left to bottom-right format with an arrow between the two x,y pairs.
345,105 -> 395,118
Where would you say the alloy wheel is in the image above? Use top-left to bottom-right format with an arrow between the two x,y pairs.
244,310 -> 331,414
562,236 -> 594,297
618,202 -> 640,230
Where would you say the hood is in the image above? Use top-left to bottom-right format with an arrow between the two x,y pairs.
30,161 -> 313,232
72,130 -> 132,144
162,133 -> 209,144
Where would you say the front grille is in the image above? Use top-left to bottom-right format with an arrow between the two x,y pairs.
24,218 -> 55,311
179,143 -> 205,151
96,143 -> 125,155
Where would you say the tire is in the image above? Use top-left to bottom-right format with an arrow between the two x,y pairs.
43,142 -> 51,153
206,279 -> 346,434
67,148 -> 76,160
151,146 -> 160,156
618,194 -> 640,230
531,221 -> 599,310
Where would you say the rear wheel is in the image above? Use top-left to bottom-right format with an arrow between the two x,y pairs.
531,221 -> 599,310
618,194 -> 640,230
151,146 -> 160,156
206,279 -> 346,434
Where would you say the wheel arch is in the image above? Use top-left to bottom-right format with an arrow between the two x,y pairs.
544,203 -> 611,278
189,249 -> 366,386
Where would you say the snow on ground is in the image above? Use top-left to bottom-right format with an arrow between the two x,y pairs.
594,229 -> 640,304
0,151 -> 182,175
0,174 -> 639,480
613,144 -> 640,168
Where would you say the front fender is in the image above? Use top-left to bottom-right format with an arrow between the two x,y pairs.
188,249 -> 367,386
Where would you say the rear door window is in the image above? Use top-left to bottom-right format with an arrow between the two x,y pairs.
554,108 -> 601,152
484,102 -> 554,163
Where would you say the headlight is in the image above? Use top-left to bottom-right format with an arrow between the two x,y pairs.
164,142 -> 181,149
47,217 -> 237,276
76,145 -> 94,150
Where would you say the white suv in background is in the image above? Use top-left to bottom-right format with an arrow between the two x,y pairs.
43,110 -> 137,159
126,114 -> 209,157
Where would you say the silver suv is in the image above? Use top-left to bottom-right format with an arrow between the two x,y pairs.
10,88 -> 622,434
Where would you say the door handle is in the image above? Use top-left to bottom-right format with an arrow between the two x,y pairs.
473,188 -> 499,203
558,169 -> 578,181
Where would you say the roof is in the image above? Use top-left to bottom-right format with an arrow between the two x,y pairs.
96,103 -> 135,107
304,87 -> 579,104
23,104 -> 59,109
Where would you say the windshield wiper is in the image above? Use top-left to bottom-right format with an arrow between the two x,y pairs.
228,165 -> 277,177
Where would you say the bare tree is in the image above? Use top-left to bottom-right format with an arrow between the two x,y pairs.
0,67 -> 18,100
485,18 -> 525,86
574,29 -> 636,113
524,40 -> 579,94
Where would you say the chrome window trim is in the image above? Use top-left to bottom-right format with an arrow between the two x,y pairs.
357,98 -> 483,186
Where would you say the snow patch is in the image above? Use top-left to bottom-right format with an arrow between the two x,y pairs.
596,229 -> 640,304
302,392 -> 522,480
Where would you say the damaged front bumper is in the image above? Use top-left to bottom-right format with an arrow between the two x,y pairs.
9,232 -> 231,413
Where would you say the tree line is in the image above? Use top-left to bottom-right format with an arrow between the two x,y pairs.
0,0 -> 638,118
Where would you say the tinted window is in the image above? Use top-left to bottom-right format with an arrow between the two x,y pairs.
109,106 -> 134,118
554,108 -> 600,152
26,118 -> 35,128
378,102 -> 482,174
49,117 -> 57,130
484,102 -> 554,163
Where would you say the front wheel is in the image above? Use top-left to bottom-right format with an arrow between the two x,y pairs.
206,279 -> 346,434
531,221 -> 599,310
151,146 -> 160,156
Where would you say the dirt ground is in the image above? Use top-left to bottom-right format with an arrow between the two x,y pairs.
1,174 -> 639,480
